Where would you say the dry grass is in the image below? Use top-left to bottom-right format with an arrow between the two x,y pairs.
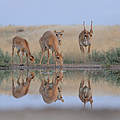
0,25 -> 120,63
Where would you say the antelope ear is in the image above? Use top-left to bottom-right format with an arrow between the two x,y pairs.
90,29 -> 93,34
54,30 -> 57,33
61,30 -> 64,33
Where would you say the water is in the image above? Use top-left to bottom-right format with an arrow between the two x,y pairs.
0,69 -> 120,110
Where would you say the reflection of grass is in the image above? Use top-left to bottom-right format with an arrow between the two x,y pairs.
86,70 -> 120,86
105,70 -> 120,86
0,70 -> 10,85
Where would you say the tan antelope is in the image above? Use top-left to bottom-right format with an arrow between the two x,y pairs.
79,21 -> 93,53
54,30 -> 64,45
12,71 -> 35,98
12,36 -> 35,65
39,70 -> 64,104
79,80 -> 93,109
39,31 -> 63,65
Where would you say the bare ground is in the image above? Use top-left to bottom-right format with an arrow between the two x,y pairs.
0,108 -> 120,120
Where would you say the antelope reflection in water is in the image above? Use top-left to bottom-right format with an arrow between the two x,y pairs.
79,72 -> 93,109
39,70 -> 64,104
12,70 -> 35,98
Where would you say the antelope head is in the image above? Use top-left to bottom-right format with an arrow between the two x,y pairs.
55,52 -> 63,65
54,30 -> 64,45
29,55 -> 35,64
57,94 -> 64,102
82,21 -> 91,47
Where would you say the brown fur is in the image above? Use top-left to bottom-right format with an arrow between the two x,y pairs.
79,80 -> 93,109
12,72 -> 35,98
54,30 -> 64,45
39,71 -> 64,104
39,31 -> 63,65
12,36 -> 34,65
79,21 -> 93,53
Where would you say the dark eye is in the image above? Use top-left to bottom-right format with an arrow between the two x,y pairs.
56,34 -> 58,36
57,76 -> 59,78
60,34 -> 63,36
57,56 -> 59,59
90,34 -> 92,37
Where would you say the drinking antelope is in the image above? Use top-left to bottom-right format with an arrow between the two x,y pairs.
12,71 -> 35,98
12,36 -> 35,65
39,70 -> 64,104
79,80 -> 93,109
54,30 -> 64,46
39,31 -> 63,65
79,21 -> 93,53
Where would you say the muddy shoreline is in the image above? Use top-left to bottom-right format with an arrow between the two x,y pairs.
0,108 -> 120,120
0,64 -> 120,70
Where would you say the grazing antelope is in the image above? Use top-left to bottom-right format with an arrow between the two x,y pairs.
39,31 -> 63,65
79,80 -> 93,109
39,70 -> 64,104
12,71 -> 35,98
54,30 -> 64,45
79,21 -> 93,54
12,36 -> 35,65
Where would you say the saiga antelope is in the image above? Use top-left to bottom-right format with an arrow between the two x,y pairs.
39,70 -> 64,104
39,31 -> 63,65
79,80 -> 93,109
79,21 -> 93,54
12,36 -> 35,65
12,71 -> 35,98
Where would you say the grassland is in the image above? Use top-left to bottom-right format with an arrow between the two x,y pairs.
0,25 -> 120,65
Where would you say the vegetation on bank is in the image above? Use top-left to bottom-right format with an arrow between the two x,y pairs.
0,48 -> 120,65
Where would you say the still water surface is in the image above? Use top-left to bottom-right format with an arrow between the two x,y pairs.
0,69 -> 120,110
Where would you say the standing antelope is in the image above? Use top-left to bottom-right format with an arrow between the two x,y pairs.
12,71 -> 35,98
79,21 -> 93,53
39,31 -> 63,65
12,36 -> 35,65
79,80 -> 93,109
54,30 -> 64,45
39,70 -> 64,104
